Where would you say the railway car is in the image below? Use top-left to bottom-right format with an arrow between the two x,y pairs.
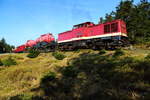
58,19 -> 128,50
35,33 -> 56,52
26,40 -> 37,48
14,45 -> 26,53
25,40 -> 37,51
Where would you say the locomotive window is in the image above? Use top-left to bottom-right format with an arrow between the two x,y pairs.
121,24 -> 126,29
111,23 -> 118,32
104,24 -> 110,33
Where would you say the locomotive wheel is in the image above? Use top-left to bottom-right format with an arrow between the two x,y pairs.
92,45 -> 97,50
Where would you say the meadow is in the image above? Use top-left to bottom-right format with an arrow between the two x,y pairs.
0,48 -> 149,100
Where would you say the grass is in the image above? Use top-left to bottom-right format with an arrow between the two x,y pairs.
0,52 -> 78,99
0,48 -> 149,100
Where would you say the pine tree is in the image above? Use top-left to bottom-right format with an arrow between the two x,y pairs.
0,38 -> 6,53
99,17 -> 104,24
100,0 -> 150,43
115,0 -> 134,22
115,0 -> 136,42
0,38 -> 14,53
105,13 -> 114,22
137,1 -> 150,42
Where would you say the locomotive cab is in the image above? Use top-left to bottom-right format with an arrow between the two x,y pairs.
103,20 -> 127,40
73,22 -> 95,29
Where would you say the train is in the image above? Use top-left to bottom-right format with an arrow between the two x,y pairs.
14,19 -> 128,53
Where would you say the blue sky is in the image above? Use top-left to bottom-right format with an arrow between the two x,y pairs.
0,0 -> 141,46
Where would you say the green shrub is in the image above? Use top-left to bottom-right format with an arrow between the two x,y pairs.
113,49 -> 124,57
99,49 -> 106,55
27,49 -> 40,58
52,52 -> 66,60
145,53 -> 150,59
74,49 -> 81,53
0,59 -> 3,66
62,66 -> 78,77
41,72 -> 56,83
3,56 -> 17,66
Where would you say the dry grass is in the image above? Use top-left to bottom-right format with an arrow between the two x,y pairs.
0,48 -> 149,99
0,51 -> 82,99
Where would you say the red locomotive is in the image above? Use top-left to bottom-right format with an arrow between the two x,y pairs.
58,19 -> 128,50
26,40 -> 37,48
14,19 -> 128,53
13,45 -> 26,53
14,33 -> 55,53
35,33 -> 55,52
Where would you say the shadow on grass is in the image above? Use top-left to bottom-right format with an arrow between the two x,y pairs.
38,53 -> 150,100
9,53 -> 150,100
9,94 -> 44,100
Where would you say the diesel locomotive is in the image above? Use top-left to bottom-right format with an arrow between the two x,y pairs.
14,19 -> 128,52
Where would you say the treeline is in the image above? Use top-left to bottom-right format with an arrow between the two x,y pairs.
99,0 -> 150,44
0,38 -> 14,53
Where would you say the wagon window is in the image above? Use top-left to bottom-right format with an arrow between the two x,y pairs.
111,23 -> 118,32
104,24 -> 110,33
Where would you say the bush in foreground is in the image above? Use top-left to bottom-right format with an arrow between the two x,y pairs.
41,71 -> 56,83
52,52 -> 66,60
99,49 -> 106,55
0,59 -> 3,66
2,56 -> 17,66
145,53 -> 150,60
62,66 -> 78,77
113,49 -> 124,57
27,49 -> 40,58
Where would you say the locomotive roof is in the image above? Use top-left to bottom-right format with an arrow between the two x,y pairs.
17,44 -> 25,48
41,33 -> 52,37
103,19 -> 121,24
58,19 -> 125,35
73,22 -> 94,27
27,40 -> 35,42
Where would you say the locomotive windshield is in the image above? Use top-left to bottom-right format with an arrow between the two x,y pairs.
104,22 -> 118,33
111,23 -> 118,32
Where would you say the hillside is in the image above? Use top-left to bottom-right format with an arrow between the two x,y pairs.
0,48 -> 150,100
